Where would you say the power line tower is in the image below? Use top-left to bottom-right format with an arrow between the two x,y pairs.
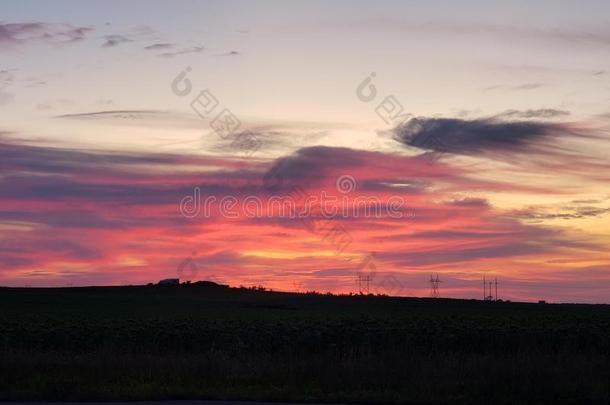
483,275 -> 498,301
357,274 -> 371,294
430,274 -> 441,298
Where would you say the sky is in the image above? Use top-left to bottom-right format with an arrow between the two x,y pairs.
1,0 -> 610,303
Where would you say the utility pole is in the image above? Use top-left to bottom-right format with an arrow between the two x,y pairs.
495,278 -> 498,301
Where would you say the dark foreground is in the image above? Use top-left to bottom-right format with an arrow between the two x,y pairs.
13,402 -> 332,405
1,285 -> 609,404
15,402 -> 333,405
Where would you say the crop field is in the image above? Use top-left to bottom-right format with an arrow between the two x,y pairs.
0,284 -> 609,404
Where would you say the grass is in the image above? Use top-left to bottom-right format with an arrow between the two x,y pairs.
0,284 -> 609,403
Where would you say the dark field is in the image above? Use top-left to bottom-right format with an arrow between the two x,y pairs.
1,285 -> 609,404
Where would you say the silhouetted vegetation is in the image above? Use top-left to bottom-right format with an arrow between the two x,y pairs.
0,284 -> 609,403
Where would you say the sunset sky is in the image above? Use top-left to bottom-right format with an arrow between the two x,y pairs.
2,0 -> 610,303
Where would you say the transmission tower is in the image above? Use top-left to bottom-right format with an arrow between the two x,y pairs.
430,274 -> 441,298
357,274 -> 371,294
483,275 -> 498,301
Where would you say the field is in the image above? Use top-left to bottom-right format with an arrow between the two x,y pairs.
0,284 -> 609,404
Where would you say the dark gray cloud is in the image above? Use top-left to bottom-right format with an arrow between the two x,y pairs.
263,146 -> 366,190
101,34 -> 131,47
393,117 -> 576,157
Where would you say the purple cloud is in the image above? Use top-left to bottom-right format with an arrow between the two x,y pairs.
0,22 -> 93,48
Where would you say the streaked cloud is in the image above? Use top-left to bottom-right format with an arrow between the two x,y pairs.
144,42 -> 173,50
101,34 -> 132,47
0,22 -> 93,48
158,45 -> 204,58
0,134 -> 607,300
56,109 -> 167,120
493,109 -> 570,120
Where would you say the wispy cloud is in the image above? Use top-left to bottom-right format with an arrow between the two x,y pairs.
56,109 -> 167,120
216,50 -> 240,56
0,22 -> 93,48
144,42 -> 173,50
158,45 -> 204,58
101,34 -> 132,48
0,69 -> 16,86
485,83 -> 545,91
493,109 -> 570,120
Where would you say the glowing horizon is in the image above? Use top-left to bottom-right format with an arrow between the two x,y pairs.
1,0 -> 610,303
